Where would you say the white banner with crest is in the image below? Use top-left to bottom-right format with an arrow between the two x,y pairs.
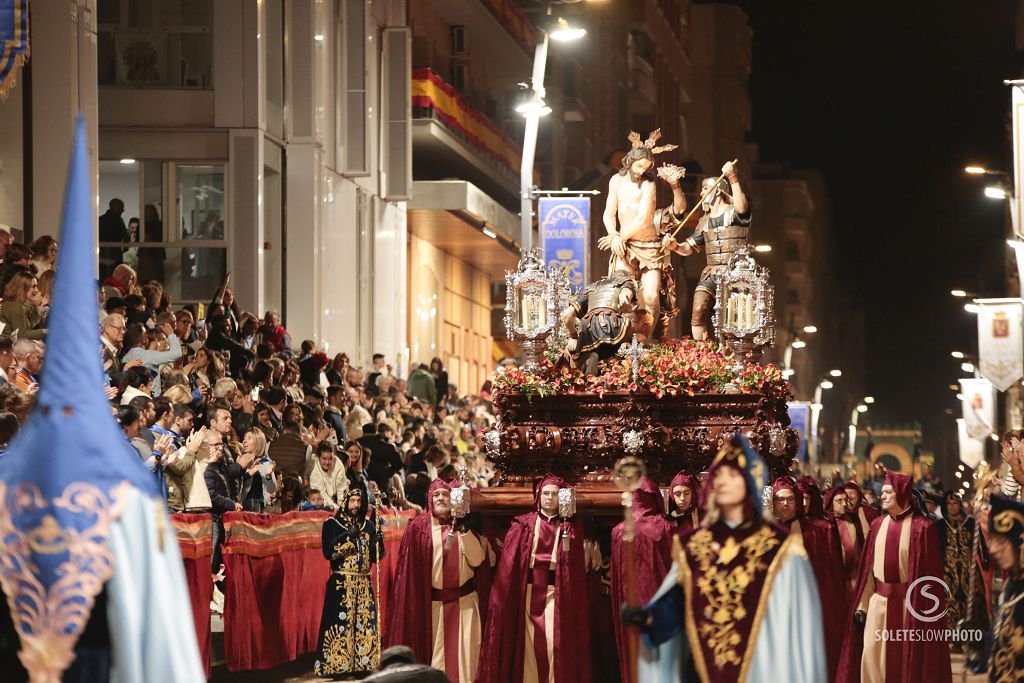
977,298 -> 1024,392
957,419 -> 985,469
960,377 -> 996,441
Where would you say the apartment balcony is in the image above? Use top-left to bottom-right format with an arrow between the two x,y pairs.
412,68 -> 523,205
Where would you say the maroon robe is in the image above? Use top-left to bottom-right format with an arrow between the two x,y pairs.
796,476 -> 826,519
825,486 -> 863,589
611,478 -> 674,683
667,471 -> 703,535
844,481 -> 880,545
477,481 -> 590,683
773,478 -> 848,681
384,479 -> 491,671
836,475 -> 952,683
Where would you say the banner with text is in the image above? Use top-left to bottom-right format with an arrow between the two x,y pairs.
977,298 -> 1024,392
957,419 -> 986,469
787,402 -> 811,462
540,197 -> 589,292
960,377 -> 996,441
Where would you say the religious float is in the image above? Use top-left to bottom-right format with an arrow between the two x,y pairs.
468,242 -> 796,515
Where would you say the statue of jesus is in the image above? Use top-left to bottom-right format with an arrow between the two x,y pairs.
598,130 -> 685,340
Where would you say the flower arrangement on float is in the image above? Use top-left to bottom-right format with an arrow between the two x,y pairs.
493,339 -> 790,401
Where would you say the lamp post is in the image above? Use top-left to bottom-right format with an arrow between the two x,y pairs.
809,378 -> 833,467
519,18 -> 586,251
848,402 -> 868,456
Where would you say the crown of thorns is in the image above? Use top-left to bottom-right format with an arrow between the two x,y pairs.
627,129 -> 677,155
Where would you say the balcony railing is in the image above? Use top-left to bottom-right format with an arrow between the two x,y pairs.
412,68 -> 523,176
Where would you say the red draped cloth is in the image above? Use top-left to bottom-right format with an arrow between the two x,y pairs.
217,509 -> 414,671
171,513 -> 214,678
222,510 -> 331,671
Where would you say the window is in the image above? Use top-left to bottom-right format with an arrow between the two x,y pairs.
98,160 -> 226,303
98,0 -> 213,88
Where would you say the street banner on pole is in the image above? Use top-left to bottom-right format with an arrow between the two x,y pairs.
787,402 -> 811,462
977,298 -> 1024,392
957,419 -> 986,469
1012,84 -> 1024,237
960,377 -> 996,441
539,197 -> 589,292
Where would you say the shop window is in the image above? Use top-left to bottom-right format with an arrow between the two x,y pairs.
98,160 -> 226,303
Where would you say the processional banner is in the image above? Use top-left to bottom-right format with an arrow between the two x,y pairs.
0,0 -> 29,99
1012,84 -> 1024,239
957,419 -> 986,469
960,377 -> 996,441
787,402 -> 810,462
977,298 -> 1024,392
540,196 -> 589,292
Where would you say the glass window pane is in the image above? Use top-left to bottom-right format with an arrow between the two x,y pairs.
98,32 -> 117,85
176,165 -> 224,240
160,0 -> 210,28
127,0 -> 154,28
98,0 -> 122,26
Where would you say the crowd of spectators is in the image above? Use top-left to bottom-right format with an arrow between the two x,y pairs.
0,216 -> 500,602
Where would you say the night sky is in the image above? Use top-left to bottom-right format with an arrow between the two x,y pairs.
738,0 -> 1020,457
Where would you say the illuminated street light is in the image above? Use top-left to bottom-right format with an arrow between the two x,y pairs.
802,325 -> 818,334
864,396 -> 875,404
754,244 -> 772,252
964,165 -> 988,174
549,17 -> 587,42
961,362 -> 975,373
856,404 -> 868,413
951,289 -> 967,297
951,351 -> 965,359
829,369 -> 842,377
964,303 -> 980,314
820,380 -> 834,390
985,186 -> 1009,200
791,338 -> 806,349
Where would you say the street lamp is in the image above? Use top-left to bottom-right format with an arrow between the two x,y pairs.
849,403 -> 868,455
810,377 -> 834,466
519,16 -> 587,251
829,369 -> 842,377
864,396 -> 875,404
964,303 -> 981,314
802,325 -> 818,334
951,350 -> 965,359
985,186 -> 1009,200
961,361 -> 975,373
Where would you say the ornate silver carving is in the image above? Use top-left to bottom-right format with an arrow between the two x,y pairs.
483,430 -> 500,459
558,487 -> 577,518
711,247 -> 776,359
622,429 -> 644,455
504,249 -> 565,371
617,335 -> 646,385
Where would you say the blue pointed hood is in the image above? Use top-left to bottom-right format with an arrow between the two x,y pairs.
0,115 -> 157,681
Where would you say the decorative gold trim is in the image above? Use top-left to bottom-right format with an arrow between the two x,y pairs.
0,480 -> 131,683
993,509 -> 1024,534
676,526 -> 795,683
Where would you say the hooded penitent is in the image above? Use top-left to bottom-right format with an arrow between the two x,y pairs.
610,477 -> 675,683
795,476 -> 825,519
385,478 -> 491,682
640,433 -> 828,682
987,495 -> 1024,682
667,471 -> 703,532
836,471 -> 952,683
0,115 -> 203,683
477,474 -> 590,683
774,476 -> 848,680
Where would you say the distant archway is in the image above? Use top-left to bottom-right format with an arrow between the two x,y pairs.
869,442 -> 912,473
